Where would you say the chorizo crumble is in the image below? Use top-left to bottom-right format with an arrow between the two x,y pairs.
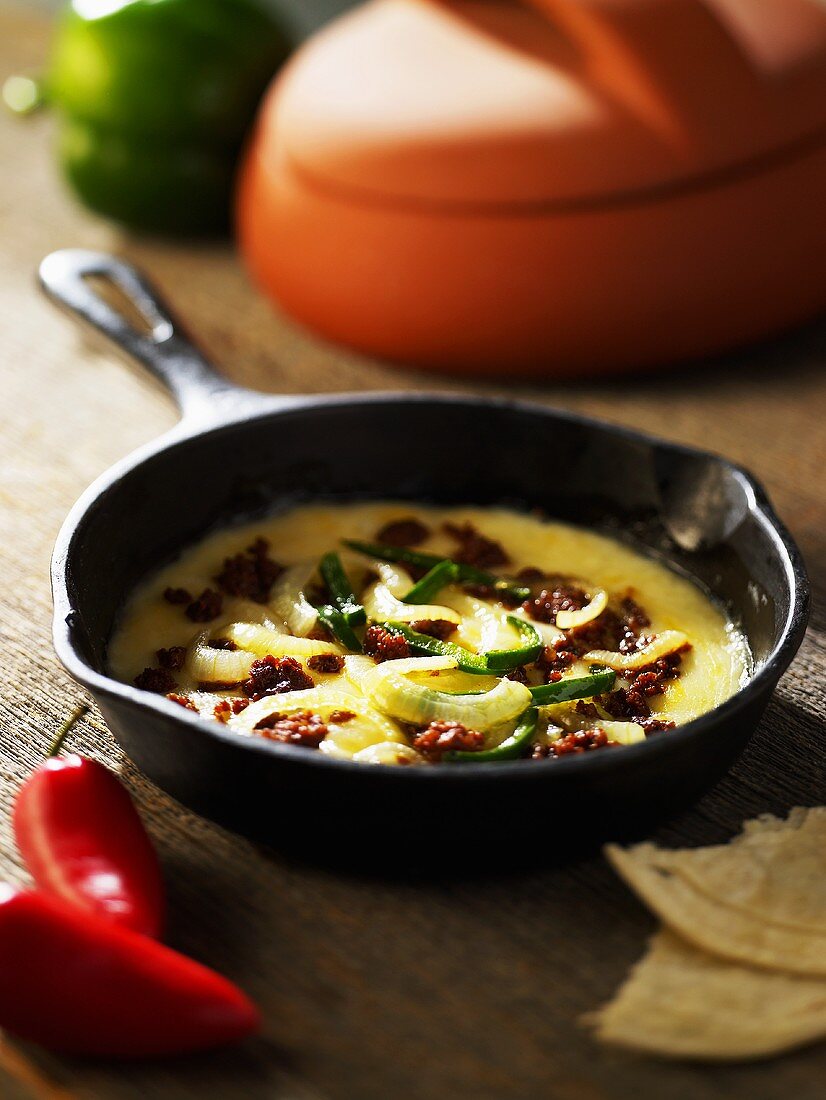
214,537 -> 284,603
363,625 -> 411,663
166,692 -> 198,712
156,645 -> 186,671
413,720 -> 485,760
376,518 -> 430,546
213,698 -> 250,722
253,709 -> 328,748
602,650 -> 688,724
243,656 -> 314,701
307,652 -> 345,674
444,521 -> 509,569
523,583 -> 588,624
163,587 -> 192,605
409,619 -> 456,640
185,588 -> 224,623
533,728 -> 619,758
134,667 -> 177,694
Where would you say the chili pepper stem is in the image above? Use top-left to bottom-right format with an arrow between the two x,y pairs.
47,705 -> 90,758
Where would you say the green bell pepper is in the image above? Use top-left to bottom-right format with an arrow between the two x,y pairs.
444,706 -> 539,763
528,669 -> 616,705
48,0 -> 292,235
376,616 -> 542,675
343,540 -> 531,602
315,605 -> 362,653
319,552 -> 366,626
401,560 -> 458,605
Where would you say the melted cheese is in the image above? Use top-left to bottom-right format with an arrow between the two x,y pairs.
109,502 -> 751,759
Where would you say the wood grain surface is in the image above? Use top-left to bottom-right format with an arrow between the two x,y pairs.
1,7 -> 825,1099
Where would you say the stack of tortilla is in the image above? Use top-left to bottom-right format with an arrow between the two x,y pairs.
590,806 -> 826,1060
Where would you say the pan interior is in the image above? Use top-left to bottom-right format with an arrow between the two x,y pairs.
58,400 -> 790,679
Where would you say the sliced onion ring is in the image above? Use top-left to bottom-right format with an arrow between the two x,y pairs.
362,579 -> 461,627
228,686 -> 400,744
186,631 -> 255,686
556,589 -> 608,630
222,622 -> 343,659
584,630 -> 690,671
362,656 -> 531,730
597,720 -> 647,745
270,562 -> 319,637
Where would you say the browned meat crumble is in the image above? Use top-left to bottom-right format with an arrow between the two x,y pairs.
413,720 -> 485,760
156,645 -> 186,670
444,521 -> 509,569
243,655 -> 314,701
163,587 -> 192,605
307,652 -> 345,674
533,728 -> 618,758
166,692 -> 198,712
134,667 -> 178,694
254,709 -> 327,748
376,518 -> 430,546
409,619 -> 456,640
185,588 -> 224,623
363,625 -> 411,662
214,537 -> 284,603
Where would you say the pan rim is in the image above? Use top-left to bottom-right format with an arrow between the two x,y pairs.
51,391 -> 810,782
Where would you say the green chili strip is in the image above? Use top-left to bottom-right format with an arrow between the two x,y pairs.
444,706 -> 538,763
378,616 -> 540,674
483,616 -> 542,672
343,540 -> 530,601
529,669 -> 615,705
401,560 -> 458,605
316,605 -> 362,652
319,552 -> 365,625
379,621 -> 488,673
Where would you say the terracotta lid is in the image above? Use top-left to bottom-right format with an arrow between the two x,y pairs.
271,0 -> 826,207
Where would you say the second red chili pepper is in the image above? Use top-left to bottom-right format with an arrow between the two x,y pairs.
0,887 -> 259,1056
13,706 -> 164,937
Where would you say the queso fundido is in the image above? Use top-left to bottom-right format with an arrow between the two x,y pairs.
110,504 -> 750,766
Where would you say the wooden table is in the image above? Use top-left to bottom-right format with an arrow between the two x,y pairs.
1,8 -> 825,1099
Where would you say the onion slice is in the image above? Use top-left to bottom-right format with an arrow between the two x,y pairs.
362,657 -> 531,729
598,720 -> 647,745
229,686 -> 400,743
362,567 -> 461,629
222,622 -> 342,659
556,589 -> 608,630
186,632 -> 255,686
269,562 -> 319,637
585,631 -> 690,671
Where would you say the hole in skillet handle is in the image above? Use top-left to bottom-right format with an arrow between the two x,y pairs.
82,273 -> 169,342
37,249 -> 251,422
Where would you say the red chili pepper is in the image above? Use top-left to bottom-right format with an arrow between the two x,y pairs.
0,887 -> 259,1056
13,706 -> 164,937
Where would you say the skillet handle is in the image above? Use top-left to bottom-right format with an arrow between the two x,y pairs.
38,249 -> 249,420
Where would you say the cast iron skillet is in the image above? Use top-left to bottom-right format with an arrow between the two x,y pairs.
40,249 -> 808,866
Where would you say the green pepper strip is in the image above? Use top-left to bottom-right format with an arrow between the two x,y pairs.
484,616 -> 543,671
379,621 -> 488,673
319,552 -> 366,626
343,540 -> 530,601
444,706 -> 538,763
316,605 -> 362,652
378,616 -> 541,674
529,669 -> 616,705
401,560 -> 458,604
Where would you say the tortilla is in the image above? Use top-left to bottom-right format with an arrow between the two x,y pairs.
589,930 -> 826,1061
605,838 -> 826,977
631,807 -> 826,936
